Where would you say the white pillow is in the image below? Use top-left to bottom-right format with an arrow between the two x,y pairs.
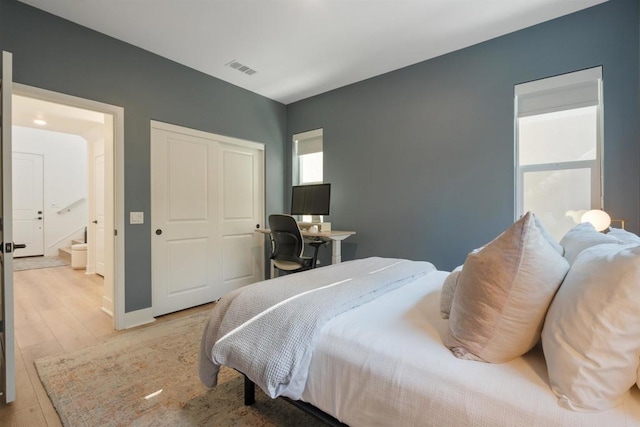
446,212 -> 569,363
559,222 -> 621,265
542,243 -> 640,412
607,227 -> 640,245
440,266 -> 462,319
534,214 -> 564,255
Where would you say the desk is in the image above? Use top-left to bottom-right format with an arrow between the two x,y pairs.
256,228 -> 356,277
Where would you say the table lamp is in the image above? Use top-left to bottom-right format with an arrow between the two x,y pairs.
581,209 -> 611,232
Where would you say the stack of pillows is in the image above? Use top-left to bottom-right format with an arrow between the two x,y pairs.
440,212 -> 640,412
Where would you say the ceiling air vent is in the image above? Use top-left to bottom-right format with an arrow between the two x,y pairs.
226,60 -> 257,76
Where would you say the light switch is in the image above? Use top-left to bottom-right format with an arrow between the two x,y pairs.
130,212 -> 144,224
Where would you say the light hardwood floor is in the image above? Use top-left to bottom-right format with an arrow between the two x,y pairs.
0,265 -> 215,426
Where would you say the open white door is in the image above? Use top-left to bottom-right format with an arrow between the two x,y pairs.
0,51 -> 16,404
94,146 -> 105,276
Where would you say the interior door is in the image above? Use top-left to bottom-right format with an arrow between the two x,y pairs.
0,51 -> 16,404
12,152 -> 44,257
219,142 -> 264,292
151,125 -> 221,316
94,151 -> 105,276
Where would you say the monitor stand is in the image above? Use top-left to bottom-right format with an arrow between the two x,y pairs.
298,216 -> 331,232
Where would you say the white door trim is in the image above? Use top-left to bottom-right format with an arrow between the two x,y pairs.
150,120 -> 265,152
13,83 -> 126,330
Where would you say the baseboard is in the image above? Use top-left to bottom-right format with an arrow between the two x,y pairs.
122,307 -> 155,329
85,264 -> 96,275
101,296 -> 114,317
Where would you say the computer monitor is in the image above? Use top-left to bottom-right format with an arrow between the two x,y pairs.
290,183 -> 331,218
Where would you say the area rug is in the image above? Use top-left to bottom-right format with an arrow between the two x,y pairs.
14,256 -> 69,271
35,311 -> 325,426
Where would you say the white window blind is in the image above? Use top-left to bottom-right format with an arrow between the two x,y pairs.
515,67 -> 601,117
294,129 -> 323,156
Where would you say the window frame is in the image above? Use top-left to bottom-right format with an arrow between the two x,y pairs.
292,128 -> 323,186
514,68 -> 604,223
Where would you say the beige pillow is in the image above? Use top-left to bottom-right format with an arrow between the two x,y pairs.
446,212 -> 569,363
440,266 -> 462,319
542,243 -> 640,412
560,222 -> 621,265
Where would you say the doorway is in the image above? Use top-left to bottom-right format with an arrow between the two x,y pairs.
11,85 -> 124,329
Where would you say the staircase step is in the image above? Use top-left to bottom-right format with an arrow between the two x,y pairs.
58,247 -> 72,262
71,239 -> 85,245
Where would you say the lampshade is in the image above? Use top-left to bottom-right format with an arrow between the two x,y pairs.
581,209 -> 611,232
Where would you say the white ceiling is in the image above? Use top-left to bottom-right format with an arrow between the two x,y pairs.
19,0 -> 606,105
13,94 -> 105,136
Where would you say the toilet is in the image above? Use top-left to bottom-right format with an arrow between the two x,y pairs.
71,243 -> 88,269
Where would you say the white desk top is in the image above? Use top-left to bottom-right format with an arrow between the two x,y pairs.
255,228 -> 356,238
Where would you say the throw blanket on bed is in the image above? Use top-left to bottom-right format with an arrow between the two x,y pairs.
199,257 -> 435,399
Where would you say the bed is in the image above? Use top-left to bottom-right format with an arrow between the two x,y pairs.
199,214 -> 640,426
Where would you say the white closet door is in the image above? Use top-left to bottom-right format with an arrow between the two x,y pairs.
151,122 -> 264,316
219,142 -> 264,294
151,127 -> 220,316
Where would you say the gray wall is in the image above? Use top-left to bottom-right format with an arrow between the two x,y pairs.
0,0 -> 287,312
286,0 -> 640,271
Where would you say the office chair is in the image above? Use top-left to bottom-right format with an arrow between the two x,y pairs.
268,214 -> 322,275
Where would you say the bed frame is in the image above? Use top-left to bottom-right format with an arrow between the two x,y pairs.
243,374 -> 348,426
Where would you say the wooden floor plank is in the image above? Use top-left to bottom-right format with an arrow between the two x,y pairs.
0,404 -> 47,427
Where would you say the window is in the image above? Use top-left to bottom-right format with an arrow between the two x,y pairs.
294,128 -> 323,185
293,128 -> 323,221
515,67 -> 603,240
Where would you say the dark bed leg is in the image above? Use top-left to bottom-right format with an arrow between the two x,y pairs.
243,374 -> 255,405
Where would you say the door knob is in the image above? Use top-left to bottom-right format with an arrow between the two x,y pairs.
155,229 -> 162,235
0,242 -> 26,253
92,220 -> 98,224
36,217 -> 42,220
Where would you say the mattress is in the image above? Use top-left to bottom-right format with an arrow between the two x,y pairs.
301,270 -> 640,426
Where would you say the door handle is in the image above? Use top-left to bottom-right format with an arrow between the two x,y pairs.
92,220 -> 98,224
0,242 -> 26,253
155,229 -> 162,235
36,217 -> 42,220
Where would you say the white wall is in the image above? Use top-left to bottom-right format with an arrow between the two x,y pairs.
13,126 -> 87,256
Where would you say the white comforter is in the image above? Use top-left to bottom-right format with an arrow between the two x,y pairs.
301,270 -> 640,427
199,257 -> 435,399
